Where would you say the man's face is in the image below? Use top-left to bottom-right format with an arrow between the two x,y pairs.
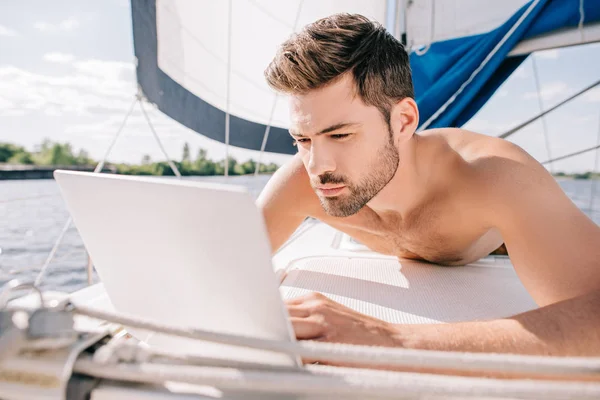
289,74 -> 399,217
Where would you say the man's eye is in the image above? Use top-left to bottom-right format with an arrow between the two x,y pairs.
331,134 -> 350,139
293,138 -> 310,146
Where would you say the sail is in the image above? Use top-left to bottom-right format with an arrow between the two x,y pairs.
130,0 -> 600,155
131,0 -> 387,155
412,0 -> 600,130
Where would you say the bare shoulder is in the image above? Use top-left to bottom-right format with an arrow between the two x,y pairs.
457,130 -> 553,191
429,130 -> 600,305
425,127 -> 550,188
257,153 -> 322,252
257,153 -> 319,214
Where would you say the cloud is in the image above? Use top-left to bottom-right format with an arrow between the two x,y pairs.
462,118 -> 514,136
73,60 -> 135,81
523,81 -> 568,102
34,17 -> 80,32
43,52 -> 76,63
43,106 -> 64,117
573,114 -> 597,125
0,96 -> 14,110
0,109 -> 26,117
583,87 -> 600,103
0,24 -> 18,37
534,49 -> 559,59
0,95 -> 25,117
497,88 -> 509,97
65,111 -> 182,139
0,60 -> 136,117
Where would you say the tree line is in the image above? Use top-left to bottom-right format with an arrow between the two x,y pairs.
0,140 -> 280,176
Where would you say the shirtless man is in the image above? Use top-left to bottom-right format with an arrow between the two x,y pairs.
257,13 -> 600,362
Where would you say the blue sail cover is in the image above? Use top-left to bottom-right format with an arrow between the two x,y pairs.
131,0 -> 600,155
412,0 -> 600,129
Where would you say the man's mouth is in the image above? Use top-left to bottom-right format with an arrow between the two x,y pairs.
316,185 -> 346,197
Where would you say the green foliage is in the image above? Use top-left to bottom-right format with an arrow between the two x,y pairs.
574,172 -> 593,180
181,142 -> 191,163
0,142 -> 28,163
1,140 -> 281,177
553,171 -> 600,180
8,151 -> 34,164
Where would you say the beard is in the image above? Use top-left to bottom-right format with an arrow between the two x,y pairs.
313,133 -> 399,217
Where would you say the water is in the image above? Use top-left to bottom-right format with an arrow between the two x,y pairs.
1,177 -> 599,294
0,175 -> 272,293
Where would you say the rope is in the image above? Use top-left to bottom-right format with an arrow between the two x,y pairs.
139,100 -> 181,178
71,304 -> 600,377
413,0 -> 435,56
255,0 -> 305,176
33,217 -> 73,287
224,0 -> 233,177
579,0 -> 586,42
541,143 -> 600,165
95,96 -> 138,173
72,356 -> 600,399
589,107 -> 600,213
531,55 -> 554,173
499,79 -> 600,139
418,0 -> 541,131
0,280 -> 45,309
0,326 -> 26,362
33,97 -> 139,287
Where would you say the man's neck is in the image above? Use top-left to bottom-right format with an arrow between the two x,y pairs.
367,134 -> 440,218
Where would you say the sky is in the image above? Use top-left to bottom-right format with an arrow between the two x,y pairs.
0,0 -> 599,172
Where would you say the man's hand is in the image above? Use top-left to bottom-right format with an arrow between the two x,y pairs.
284,290 -> 600,379
285,292 -> 401,360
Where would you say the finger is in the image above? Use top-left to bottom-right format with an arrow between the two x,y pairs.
284,294 -> 312,306
284,297 -> 304,306
290,317 -> 324,340
284,292 -> 325,306
286,305 -> 310,318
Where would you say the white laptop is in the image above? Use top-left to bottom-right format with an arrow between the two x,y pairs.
54,170 -> 300,367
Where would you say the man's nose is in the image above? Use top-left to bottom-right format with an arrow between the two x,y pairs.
307,143 -> 336,177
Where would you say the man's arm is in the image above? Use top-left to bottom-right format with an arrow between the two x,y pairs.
286,140 -> 600,362
287,288 -> 600,363
399,146 -> 600,356
477,140 -> 600,307
257,153 -> 319,253
396,288 -> 600,356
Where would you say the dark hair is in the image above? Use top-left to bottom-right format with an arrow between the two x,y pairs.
264,13 -> 414,124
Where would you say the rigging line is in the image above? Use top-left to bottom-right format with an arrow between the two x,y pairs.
158,3 -> 267,93
588,107 -> 600,213
531,54 -> 554,173
413,0 -> 435,56
224,0 -> 233,177
579,0 -> 586,43
255,0 -> 305,176
139,99 -> 182,178
499,79 -> 600,139
34,96 -> 139,287
418,0 -> 542,131
541,143 -> 600,165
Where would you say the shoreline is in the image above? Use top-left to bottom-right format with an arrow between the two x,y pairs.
0,165 -> 117,180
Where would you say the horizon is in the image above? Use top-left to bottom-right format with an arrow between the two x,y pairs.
1,1 -> 599,172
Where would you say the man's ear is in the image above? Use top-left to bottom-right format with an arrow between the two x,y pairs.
390,97 -> 419,144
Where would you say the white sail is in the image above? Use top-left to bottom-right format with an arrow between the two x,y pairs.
156,0 -> 387,129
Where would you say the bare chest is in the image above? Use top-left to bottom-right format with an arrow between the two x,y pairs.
323,204 -> 501,265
